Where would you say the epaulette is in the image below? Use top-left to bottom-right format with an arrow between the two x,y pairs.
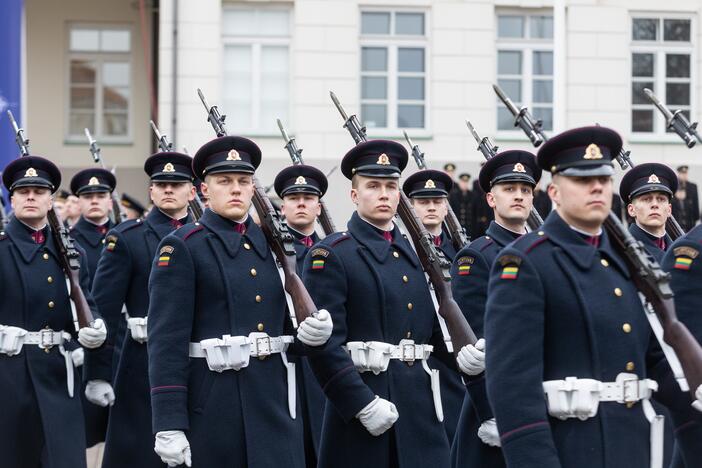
326,231 -> 351,247
183,223 -> 205,241
113,218 -> 144,234
511,229 -> 549,254
472,235 -> 494,252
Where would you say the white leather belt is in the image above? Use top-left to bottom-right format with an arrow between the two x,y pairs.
189,332 -> 297,419
543,373 -> 663,468
0,325 -> 75,397
345,339 -> 444,422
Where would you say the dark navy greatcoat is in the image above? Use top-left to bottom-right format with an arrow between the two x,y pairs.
302,212 -> 452,468
93,208 -> 189,468
628,223 -> 671,263
450,221 -> 520,468
485,211 -> 695,468
0,217 -> 99,468
661,224 -> 702,468
148,209 -> 304,468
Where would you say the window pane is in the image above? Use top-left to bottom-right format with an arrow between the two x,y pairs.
398,48 -> 424,72
258,10 -> 290,36
667,83 -> 690,106
100,30 -> 130,52
532,107 -> 553,131
530,16 -> 553,39
632,82 -> 654,104
632,18 -> 657,41
533,51 -> 553,75
398,77 -> 424,100
261,46 -> 288,74
396,13 -> 424,35
497,79 -> 521,102
632,109 -> 654,132
261,76 -> 288,101
498,107 -> 515,130
398,104 -> 424,128
103,62 -> 130,87
666,54 -> 690,78
497,15 -> 524,38
104,87 -> 129,111
223,45 -> 253,128
361,12 -> 390,34
70,29 -> 99,51
70,60 -> 96,84
362,77 -> 387,99
222,9 -> 290,37
71,87 -> 95,109
69,112 -> 94,135
223,9 -> 256,35
103,113 -> 128,136
362,104 -> 387,128
533,80 -> 553,103
664,19 -> 690,42
362,47 -> 387,72
498,51 -> 522,75
632,53 -> 654,77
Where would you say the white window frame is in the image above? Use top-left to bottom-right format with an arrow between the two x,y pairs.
221,5 -> 292,136
359,7 -> 431,137
65,23 -> 133,144
629,13 -> 696,143
495,9 -> 554,140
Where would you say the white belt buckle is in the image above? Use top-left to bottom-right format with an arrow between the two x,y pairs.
400,339 -> 417,366
39,329 -> 56,350
255,336 -> 272,359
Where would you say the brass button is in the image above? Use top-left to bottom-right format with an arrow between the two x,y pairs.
407,303 -> 413,310
42,253 -> 49,260
402,275 -> 408,283
485,236 -> 491,240
393,251 -> 399,258
244,243 -> 251,250
47,276 -> 53,283
406,331 -> 411,338
44,348 -> 50,354
255,295 -> 262,303
601,259 -> 609,267
537,231 -> 545,236
626,361 -> 635,371
614,288 -> 623,297
48,301 -> 55,309
626,402 -> 635,408
622,323 -> 632,333
257,323 -> 264,332
250,268 -> 257,277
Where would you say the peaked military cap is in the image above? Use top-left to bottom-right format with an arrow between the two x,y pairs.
56,189 -> 70,201
677,165 -> 689,173
3,156 -> 61,193
403,169 -> 453,198
121,193 -> 146,215
619,162 -> 677,202
341,140 -> 408,179
537,126 -> 622,177
193,136 -> 261,178
144,152 -> 194,182
274,164 -> 328,198
444,163 -> 456,172
479,150 -> 541,193
70,168 -> 116,196
459,173 -> 471,181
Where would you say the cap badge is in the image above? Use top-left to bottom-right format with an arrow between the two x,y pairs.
88,176 -> 100,186
377,153 -> 390,165
648,174 -> 661,184
583,144 -> 603,160
24,168 -> 38,177
227,149 -> 241,161
295,176 -> 307,185
424,179 -> 436,189
163,163 -> 175,173
513,163 -> 526,173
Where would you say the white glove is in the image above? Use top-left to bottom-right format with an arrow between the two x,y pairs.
356,396 -> 399,436
297,309 -> 333,347
78,318 -> 107,349
128,317 -> 148,343
693,385 -> 702,412
155,430 -> 192,467
71,347 -> 84,367
457,338 -> 486,376
477,418 -> 501,447
84,379 -> 115,407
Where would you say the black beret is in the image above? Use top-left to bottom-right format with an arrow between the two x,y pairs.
70,168 -> 116,196
3,156 -> 61,193
144,152 -> 194,182
274,164 -> 328,198
537,126 -> 622,177
619,163 -> 677,202
479,150 -> 541,193
403,169 -> 453,198
341,140 -> 408,179
193,136 -> 262,178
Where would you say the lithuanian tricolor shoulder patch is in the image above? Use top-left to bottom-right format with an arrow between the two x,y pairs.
500,266 -> 519,279
456,256 -> 474,276
673,246 -> 699,271
497,254 -> 522,280
105,235 -> 118,252
674,257 -> 693,270
158,245 -> 174,267
312,259 -> 325,270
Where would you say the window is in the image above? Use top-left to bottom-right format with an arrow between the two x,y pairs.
67,25 -> 132,141
496,12 -> 554,132
222,8 -> 290,134
631,16 -> 693,134
360,10 -> 427,130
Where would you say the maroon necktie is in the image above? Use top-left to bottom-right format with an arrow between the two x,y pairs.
585,235 -> 600,248
302,236 -> 313,248
655,237 -> 666,250
170,219 -> 183,229
433,235 -> 442,247
382,231 -> 393,243
96,225 -> 108,235
31,230 -> 45,244
234,223 -> 246,234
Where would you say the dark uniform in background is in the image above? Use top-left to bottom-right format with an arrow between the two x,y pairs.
121,193 -> 146,220
94,153 -> 194,468
471,174 -> 494,238
450,150 -> 541,468
448,173 -> 473,237
533,185 -> 552,219
672,165 -> 699,232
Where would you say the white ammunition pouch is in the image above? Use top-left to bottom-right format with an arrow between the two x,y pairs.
544,373 -> 664,468
189,332 -> 297,418
0,325 -> 75,397
345,339 -> 444,422
127,316 -> 148,343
